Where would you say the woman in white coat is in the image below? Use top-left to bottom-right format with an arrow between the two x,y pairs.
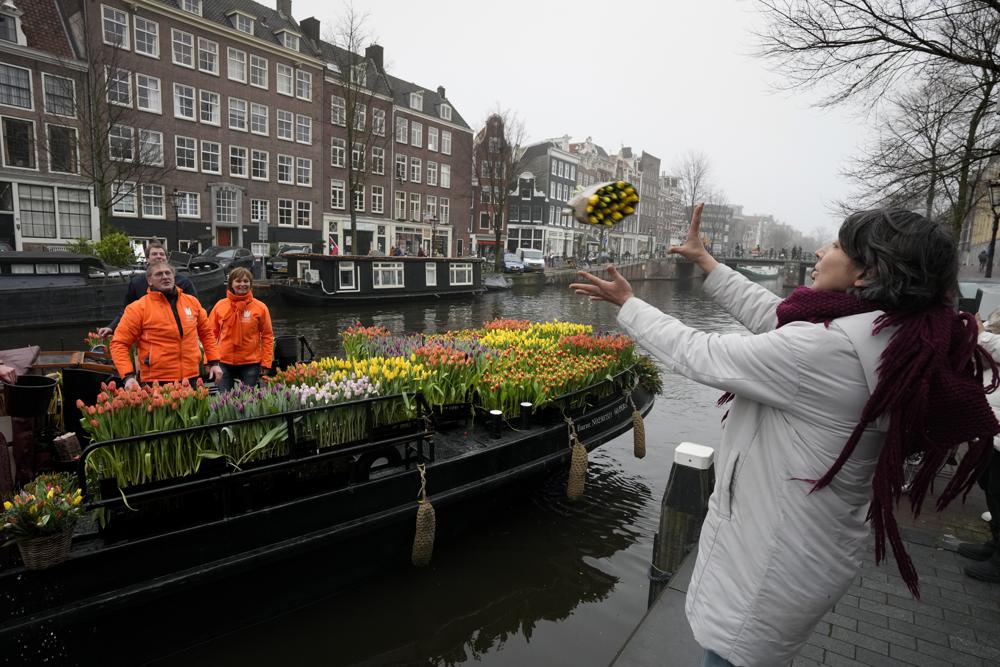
571,205 -> 999,666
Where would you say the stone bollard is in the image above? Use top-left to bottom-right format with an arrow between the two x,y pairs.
647,442 -> 715,608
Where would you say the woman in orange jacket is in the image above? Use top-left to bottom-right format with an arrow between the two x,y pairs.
208,267 -> 274,393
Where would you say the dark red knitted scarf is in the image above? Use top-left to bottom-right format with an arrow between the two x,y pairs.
721,286 -> 1000,597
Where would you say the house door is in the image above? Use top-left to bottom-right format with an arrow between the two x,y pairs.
217,227 -> 233,246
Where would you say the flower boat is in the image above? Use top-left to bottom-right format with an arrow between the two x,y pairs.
0,320 -> 658,660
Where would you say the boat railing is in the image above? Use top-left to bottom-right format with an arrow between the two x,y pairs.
542,362 -> 641,417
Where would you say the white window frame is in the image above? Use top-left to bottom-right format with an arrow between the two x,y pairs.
135,73 -> 161,113
228,97 -> 248,131
373,262 -> 404,289
295,200 -> 311,227
250,103 -> 268,136
409,91 -> 422,111
280,32 -> 300,51
229,145 -> 248,178
179,0 -> 203,16
0,64 -> 32,111
199,89 -> 220,126
395,116 -> 408,144
227,48 -> 247,83
251,148 -> 269,181
395,154 -> 407,182
108,123 -> 133,162
171,29 -> 194,68
197,37 -> 219,76
173,83 -> 195,120
250,199 -> 269,224
141,184 -> 166,219
425,262 -> 437,287
276,109 -> 293,141
371,146 -> 384,175
101,5 -> 129,49
351,142 -> 365,172
352,186 -> 364,213
439,104 -> 452,121
295,113 -> 312,144
249,54 -> 268,88
372,108 -> 386,136
176,191 -> 200,218
330,179 -> 345,210
232,13 -> 254,35
427,127 -> 439,152
200,140 -> 221,174
175,135 -> 197,171
409,156 -> 421,183
338,262 -> 358,291
42,73 -> 76,118
426,161 -> 438,187
440,164 -> 451,189
410,121 -> 422,148
276,63 -> 294,96
45,123 -> 78,174
442,131 -> 452,155
277,154 -> 293,184
134,15 -> 159,58
330,138 -> 345,168
350,64 -> 366,87
330,95 -> 346,126
277,198 -> 293,227
138,129 -> 163,166
449,262 -> 473,286
371,185 -> 384,214
112,181 -> 136,215
295,70 -> 312,101
296,157 -> 312,186
106,67 -> 132,107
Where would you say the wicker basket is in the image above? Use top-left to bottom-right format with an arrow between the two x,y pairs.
17,529 -> 73,570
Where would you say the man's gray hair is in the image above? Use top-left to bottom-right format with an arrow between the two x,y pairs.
145,260 -> 175,278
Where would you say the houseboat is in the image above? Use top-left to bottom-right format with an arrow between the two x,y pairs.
1,367 -> 654,662
272,254 -> 485,305
0,252 -> 226,330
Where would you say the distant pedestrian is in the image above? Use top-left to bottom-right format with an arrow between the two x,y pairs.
980,249 -> 988,273
208,267 -> 274,393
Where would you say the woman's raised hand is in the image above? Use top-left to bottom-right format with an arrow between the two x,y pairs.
569,265 -> 635,307
668,203 -> 719,273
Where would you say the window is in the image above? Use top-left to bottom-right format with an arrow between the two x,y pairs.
296,157 -> 311,186
0,14 -> 16,44
426,161 -> 438,186
295,114 -> 311,144
142,184 -> 165,218
440,132 -> 453,158
424,263 -> 437,287
439,197 -> 449,224
250,199 -> 268,224
3,118 -> 35,169
350,64 -> 366,87
409,157 -> 421,183
136,74 -> 161,113
175,192 -> 199,217
134,16 -> 158,57
172,30 -> 194,68
395,116 -> 408,143
348,104 -> 364,132
450,263 -> 473,286
228,97 -> 247,131
395,154 -> 407,181
180,0 -> 202,15
371,185 -> 384,214
229,146 -> 247,177
250,103 -> 268,135
409,193 -> 420,221
112,181 -> 136,215
440,164 -> 451,188
175,136 -> 197,170
19,185 -> 55,237
107,68 -> 131,106
138,129 -> 163,165
280,32 -> 300,51
373,108 -> 385,136
102,5 -> 129,48
428,127 -> 438,152
276,64 -> 294,96
373,262 -> 404,288
41,74 -> 75,117
277,154 -> 293,183
426,195 -> 437,219
330,95 -> 345,126
296,70 -> 312,100
338,263 -> 356,290
352,142 -> 365,171
173,83 -> 195,120
108,124 -> 132,162
58,188 -> 91,239
199,90 -> 220,125
330,180 -> 345,209
0,64 -> 31,109
47,125 -> 78,173
227,48 -> 246,82
352,186 -> 364,212
409,91 -> 422,111
215,189 -> 238,224
250,55 -> 268,88
232,13 -> 254,34
198,38 -> 219,75
371,147 -> 384,174
330,138 -> 345,167
251,149 -> 268,180
276,109 -> 293,140
201,140 -> 220,174
296,201 -> 311,227
410,122 -> 422,148
278,199 -> 293,226
479,212 -> 491,230
394,191 -> 406,219
439,104 -> 452,121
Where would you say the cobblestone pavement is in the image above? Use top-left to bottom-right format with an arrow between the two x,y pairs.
795,481 -> 1000,667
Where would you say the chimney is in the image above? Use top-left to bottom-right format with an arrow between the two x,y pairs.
300,16 -> 319,42
365,44 -> 383,71
437,85 -> 446,99
276,0 -> 291,18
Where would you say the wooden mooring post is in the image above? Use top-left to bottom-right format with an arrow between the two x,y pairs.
647,442 -> 714,608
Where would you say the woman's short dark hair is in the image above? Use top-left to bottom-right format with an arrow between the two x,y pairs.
227,267 -> 252,290
838,209 -> 957,311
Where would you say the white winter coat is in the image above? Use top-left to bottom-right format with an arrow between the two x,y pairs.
617,265 -> 892,666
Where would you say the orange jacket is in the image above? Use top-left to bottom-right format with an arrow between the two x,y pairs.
110,288 -> 220,383
208,291 -> 274,368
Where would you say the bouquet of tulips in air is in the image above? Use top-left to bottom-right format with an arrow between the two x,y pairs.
567,180 -> 639,227
84,330 -> 111,352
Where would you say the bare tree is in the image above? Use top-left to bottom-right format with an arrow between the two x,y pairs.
473,108 -> 526,272
324,3 -> 391,254
758,1 -> 1000,106
675,151 -> 712,212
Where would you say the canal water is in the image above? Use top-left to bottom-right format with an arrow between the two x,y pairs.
6,274 -> 790,666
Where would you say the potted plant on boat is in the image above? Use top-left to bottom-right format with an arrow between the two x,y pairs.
2,472 -> 83,570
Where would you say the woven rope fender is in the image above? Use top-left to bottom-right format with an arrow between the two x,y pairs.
630,395 -> 646,459
566,417 -> 587,501
411,463 -> 436,567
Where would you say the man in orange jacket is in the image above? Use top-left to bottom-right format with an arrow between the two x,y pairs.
111,262 -> 223,390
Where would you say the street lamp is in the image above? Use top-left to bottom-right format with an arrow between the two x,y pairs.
987,179 -> 1000,278
170,188 -> 181,254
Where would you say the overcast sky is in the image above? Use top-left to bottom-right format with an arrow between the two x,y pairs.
294,0 -> 867,238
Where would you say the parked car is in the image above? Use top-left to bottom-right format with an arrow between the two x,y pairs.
502,253 -> 524,273
192,246 -> 254,274
516,247 -> 546,273
266,244 -> 312,278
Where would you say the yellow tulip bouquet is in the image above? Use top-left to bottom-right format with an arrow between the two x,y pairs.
2,473 -> 83,543
567,180 -> 639,227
